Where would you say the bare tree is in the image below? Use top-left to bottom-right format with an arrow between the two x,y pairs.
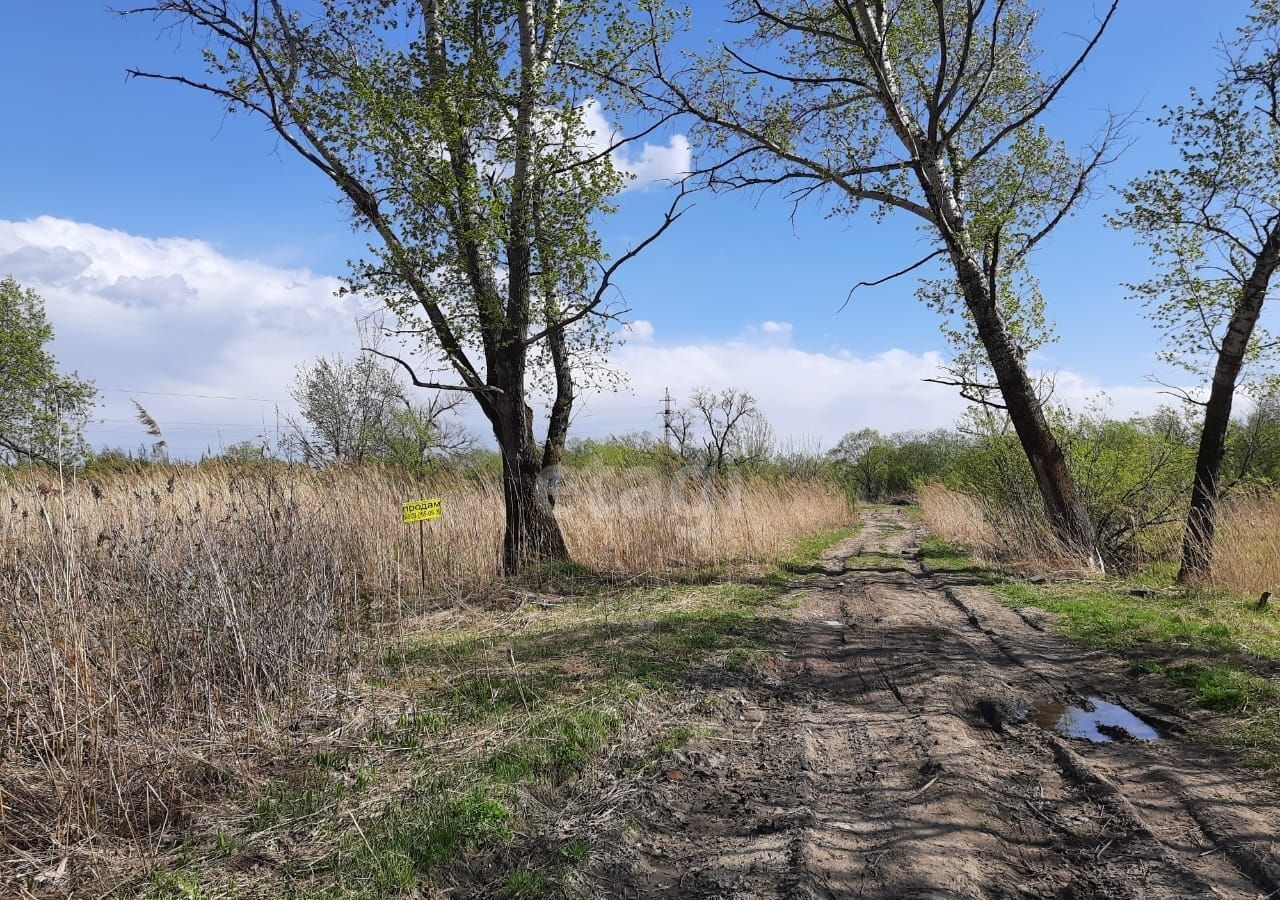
687,387 -> 769,472
1115,0 -> 1280,582
635,0 -> 1122,562
125,0 -> 685,573
668,406 -> 699,460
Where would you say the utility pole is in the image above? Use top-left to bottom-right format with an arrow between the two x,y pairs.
661,387 -> 674,450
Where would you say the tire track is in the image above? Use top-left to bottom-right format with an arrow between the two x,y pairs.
596,507 -> 1280,899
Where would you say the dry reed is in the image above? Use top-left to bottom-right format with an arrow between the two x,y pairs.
916,481 -> 1088,573
919,481 -> 1280,593
915,482 -> 994,549
0,462 -> 849,888
1208,491 -> 1280,596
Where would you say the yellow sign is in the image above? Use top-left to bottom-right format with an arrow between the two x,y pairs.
402,498 -> 443,523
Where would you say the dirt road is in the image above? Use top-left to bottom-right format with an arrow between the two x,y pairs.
596,507 -> 1280,899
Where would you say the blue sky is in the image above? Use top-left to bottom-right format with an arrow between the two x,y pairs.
0,1 -> 1261,454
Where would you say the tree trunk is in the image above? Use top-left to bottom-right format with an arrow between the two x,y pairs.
953,253 -> 1099,561
487,357 -> 569,575
539,322 -> 573,510
906,146 -> 1098,562
1178,228 -> 1280,583
492,400 -> 569,574
499,438 -> 569,573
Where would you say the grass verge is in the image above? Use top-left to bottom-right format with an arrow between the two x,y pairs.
134,528 -> 850,900
920,538 -> 1280,773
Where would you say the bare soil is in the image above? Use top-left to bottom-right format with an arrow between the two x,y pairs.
592,507 -> 1280,899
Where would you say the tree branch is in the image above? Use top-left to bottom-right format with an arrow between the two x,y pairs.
923,376 -> 1008,409
839,248 -> 947,311
362,348 -> 503,395
524,183 -> 690,346
965,0 -> 1119,165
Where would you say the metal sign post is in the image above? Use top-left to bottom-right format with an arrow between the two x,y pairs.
402,498 -> 443,595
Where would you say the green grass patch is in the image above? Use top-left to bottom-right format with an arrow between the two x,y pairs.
558,839 -> 589,863
778,525 -> 858,571
919,536 -> 997,577
644,724 -> 702,763
503,867 -> 553,899
1126,660 -> 1280,710
992,581 -> 1279,659
488,705 -> 621,784
987,565 -> 1280,773
342,785 -> 513,896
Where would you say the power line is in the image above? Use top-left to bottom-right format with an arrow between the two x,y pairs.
96,418 -> 274,427
98,387 -> 295,403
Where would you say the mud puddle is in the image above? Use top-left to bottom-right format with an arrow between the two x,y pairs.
1029,696 -> 1160,742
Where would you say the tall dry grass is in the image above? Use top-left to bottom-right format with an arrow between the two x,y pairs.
915,482 -> 994,550
0,462 -> 849,885
919,481 -> 1280,593
916,481 -> 1087,572
1208,491 -> 1280,596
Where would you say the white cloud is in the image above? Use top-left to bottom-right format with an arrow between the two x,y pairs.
579,342 -> 969,446
0,217 -> 1177,457
0,245 -> 92,284
622,133 -> 692,187
1035,367 -> 1176,420
760,320 -> 793,339
99,273 -> 197,309
621,319 -> 655,342
573,337 -> 1179,449
0,216 -> 365,456
579,99 -> 690,189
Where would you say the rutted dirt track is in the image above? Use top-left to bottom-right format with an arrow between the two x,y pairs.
595,507 -> 1280,899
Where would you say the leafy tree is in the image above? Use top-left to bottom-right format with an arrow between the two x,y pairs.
1225,389 -> 1280,485
1064,412 -> 1194,569
1115,0 -> 1280,582
287,354 -> 403,465
0,277 -> 96,466
883,429 -> 967,496
829,427 -> 967,499
564,431 -> 667,469
285,353 -> 469,467
129,0 -> 684,573
828,428 -> 892,499
643,0 -> 1121,562
379,399 -> 476,472
952,404 -> 1195,569
218,439 -> 272,464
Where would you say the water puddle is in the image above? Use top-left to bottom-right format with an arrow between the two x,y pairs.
1028,697 -> 1160,743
